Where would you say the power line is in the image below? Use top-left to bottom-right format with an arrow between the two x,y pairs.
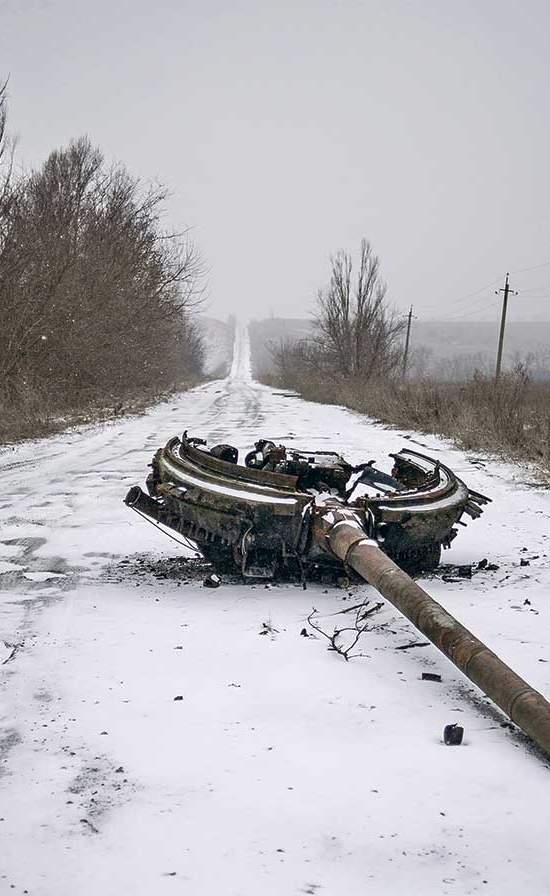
414,277 -> 501,315
442,299 -> 500,320
515,284 -> 550,295
510,259 -> 550,275
446,293 -> 498,314
449,277 -> 502,307
409,257 -> 550,320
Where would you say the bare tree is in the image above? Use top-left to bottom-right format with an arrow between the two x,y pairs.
0,79 -> 16,235
267,336 -> 315,388
313,239 -> 404,380
0,135 -> 205,409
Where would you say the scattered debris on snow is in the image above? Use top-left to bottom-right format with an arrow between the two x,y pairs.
444,723 -> 464,745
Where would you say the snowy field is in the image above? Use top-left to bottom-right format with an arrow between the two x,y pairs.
1,326 -> 550,896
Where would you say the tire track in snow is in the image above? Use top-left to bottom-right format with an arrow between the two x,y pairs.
1,323 -> 550,895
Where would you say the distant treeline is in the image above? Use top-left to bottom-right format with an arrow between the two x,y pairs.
0,82 -> 204,442
249,318 -> 550,382
250,243 -> 550,475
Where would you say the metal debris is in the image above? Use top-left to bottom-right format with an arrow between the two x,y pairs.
444,724 -> 464,745
125,432 -> 490,581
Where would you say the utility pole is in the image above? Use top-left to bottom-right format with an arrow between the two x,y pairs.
495,273 -> 517,381
402,305 -> 414,378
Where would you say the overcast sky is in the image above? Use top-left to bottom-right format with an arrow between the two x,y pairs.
1,0 -> 549,322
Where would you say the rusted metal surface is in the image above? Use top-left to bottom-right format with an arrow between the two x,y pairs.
125,431 -> 550,756
126,432 -> 489,577
320,508 -> 550,757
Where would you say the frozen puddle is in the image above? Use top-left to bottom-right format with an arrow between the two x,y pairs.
22,570 -> 66,582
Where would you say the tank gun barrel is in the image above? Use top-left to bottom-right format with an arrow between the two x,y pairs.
318,507 -> 550,758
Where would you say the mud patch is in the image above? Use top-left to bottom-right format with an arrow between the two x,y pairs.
101,553 -> 353,590
0,728 -> 22,778
67,756 -> 133,830
83,551 -> 118,559
2,535 -> 48,558
33,688 -> 54,704
0,537 -> 81,595
102,554 -> 218,587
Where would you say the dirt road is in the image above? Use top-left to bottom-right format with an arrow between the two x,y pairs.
1,326 -> 550,895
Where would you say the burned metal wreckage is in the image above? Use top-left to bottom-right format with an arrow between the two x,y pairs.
124,432 -> 489,580
125,434 -> 550,757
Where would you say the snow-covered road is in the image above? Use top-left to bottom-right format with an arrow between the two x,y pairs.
1,326 -> 550,895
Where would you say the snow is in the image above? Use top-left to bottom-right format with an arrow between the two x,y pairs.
1,324 -> 550,895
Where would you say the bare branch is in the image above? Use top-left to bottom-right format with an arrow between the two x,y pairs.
307,598 -> 383,661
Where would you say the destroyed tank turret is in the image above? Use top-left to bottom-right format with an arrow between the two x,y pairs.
124,434 -> 550,760
124,432 -> 489,579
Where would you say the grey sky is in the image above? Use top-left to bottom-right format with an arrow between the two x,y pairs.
1,0 -> 549,322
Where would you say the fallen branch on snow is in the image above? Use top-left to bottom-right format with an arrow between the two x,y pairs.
2,640 -> 24,665
307,599 -> 383,661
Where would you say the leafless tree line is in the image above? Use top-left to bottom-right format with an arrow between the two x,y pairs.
408,345 -> 550,382
0,84 -> 204,423
270,240 -> 404,387
257,231 -> 550,474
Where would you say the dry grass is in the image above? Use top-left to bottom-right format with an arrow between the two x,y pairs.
0,379 -> 199,446
265,368 -> 550,475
